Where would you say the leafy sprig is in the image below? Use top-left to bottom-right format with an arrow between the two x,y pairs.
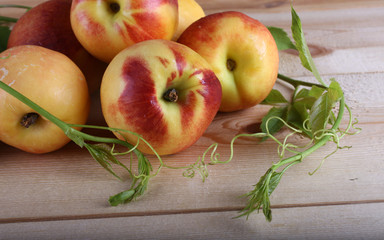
238,84 -> 347,222
237,7 -> 360,221
0,81 -> 164,206
174,6 -> 360,222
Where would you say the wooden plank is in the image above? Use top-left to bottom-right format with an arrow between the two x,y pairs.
198,0 -> 384,12
254,6 -> 384,77
1,71 -> 383,222
4,0 -> 383,12
0,0 -> 383,237
1,203 -> 384,240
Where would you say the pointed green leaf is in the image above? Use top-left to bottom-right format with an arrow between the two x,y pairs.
288,102 -> 312,138
309,81 -> 343,136
295,95 -> 317,110
267,26 -> 297,51
291,7 -> 326,87
85,144 -> 121,180
262,89 -> 289,105
308,85 -> 326,98
268,171 -> 284,195
292,101 -> 310,121
293,88 -> 310,101
238,169 -> 282,222
288,115 -> 312,138
109,190 -> 135,206
93,143 -> 119,164
137,152 -> 152,175
293,85 -> 326,112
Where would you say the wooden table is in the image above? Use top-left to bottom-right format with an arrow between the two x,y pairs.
1,0 -> 383,239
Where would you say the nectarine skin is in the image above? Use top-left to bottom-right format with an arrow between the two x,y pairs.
100,40 -> 222,155
70,0 -> 179,63
0,45 -> 90,154
172,0 -> 205,40
178,11 -> 279,112
7,0 -> 107,93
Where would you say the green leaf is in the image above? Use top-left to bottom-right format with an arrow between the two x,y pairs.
85,144 -> 121,180
235,6 -> 355,223
292,101 -> 310,121
238,169 -> 284,222
0,77 -> 162,209
133,177 -> 150,199
308,85 -> 326,98
293,88 -> 310,101
287,102 -> 312,138
137,152 -> 152,175
292,85 -> 326,115
328,81 -> 343,99
261,106 -> 289,138
0,25 -> 11,52
65,128 -> 85,147
267,26 -> 297,51
294,85 -> 324,100
291,7 -> 326,87
267,171 -> 284,195
108,148 -> 153,206
309,81 -> 343,136
108,177 -> 150,206
293,92 -> 319,112
262,89 -> 289,105
109,190 -> 135,206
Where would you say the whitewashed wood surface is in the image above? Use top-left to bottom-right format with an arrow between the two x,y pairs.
0,0 -> 383,239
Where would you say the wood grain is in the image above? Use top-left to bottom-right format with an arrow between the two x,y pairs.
1,203 -> 384,239
1,0 -> 384,239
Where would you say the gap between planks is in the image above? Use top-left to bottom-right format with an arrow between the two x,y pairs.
1,199 -> 383,225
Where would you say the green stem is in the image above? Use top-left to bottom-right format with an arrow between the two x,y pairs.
0,4 -> 32,23
0,16 -> 18,23
72,126 -> 134,147
0,81 -> 69,132
240,96 -> 346,222
0,81 -> 154,166
1,81 -> 135,148
278,73 -> 327,89
1,80 -> 163,206
0,4 -> 32,10
271,95 -> 345,171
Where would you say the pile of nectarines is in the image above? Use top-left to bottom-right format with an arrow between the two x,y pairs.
0,0 -> 278,155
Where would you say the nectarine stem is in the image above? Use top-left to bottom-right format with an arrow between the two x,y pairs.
226,59 -> 236,71
20,112 -> 39,128
163,88 -> 179,102
109,2 -> 120,14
